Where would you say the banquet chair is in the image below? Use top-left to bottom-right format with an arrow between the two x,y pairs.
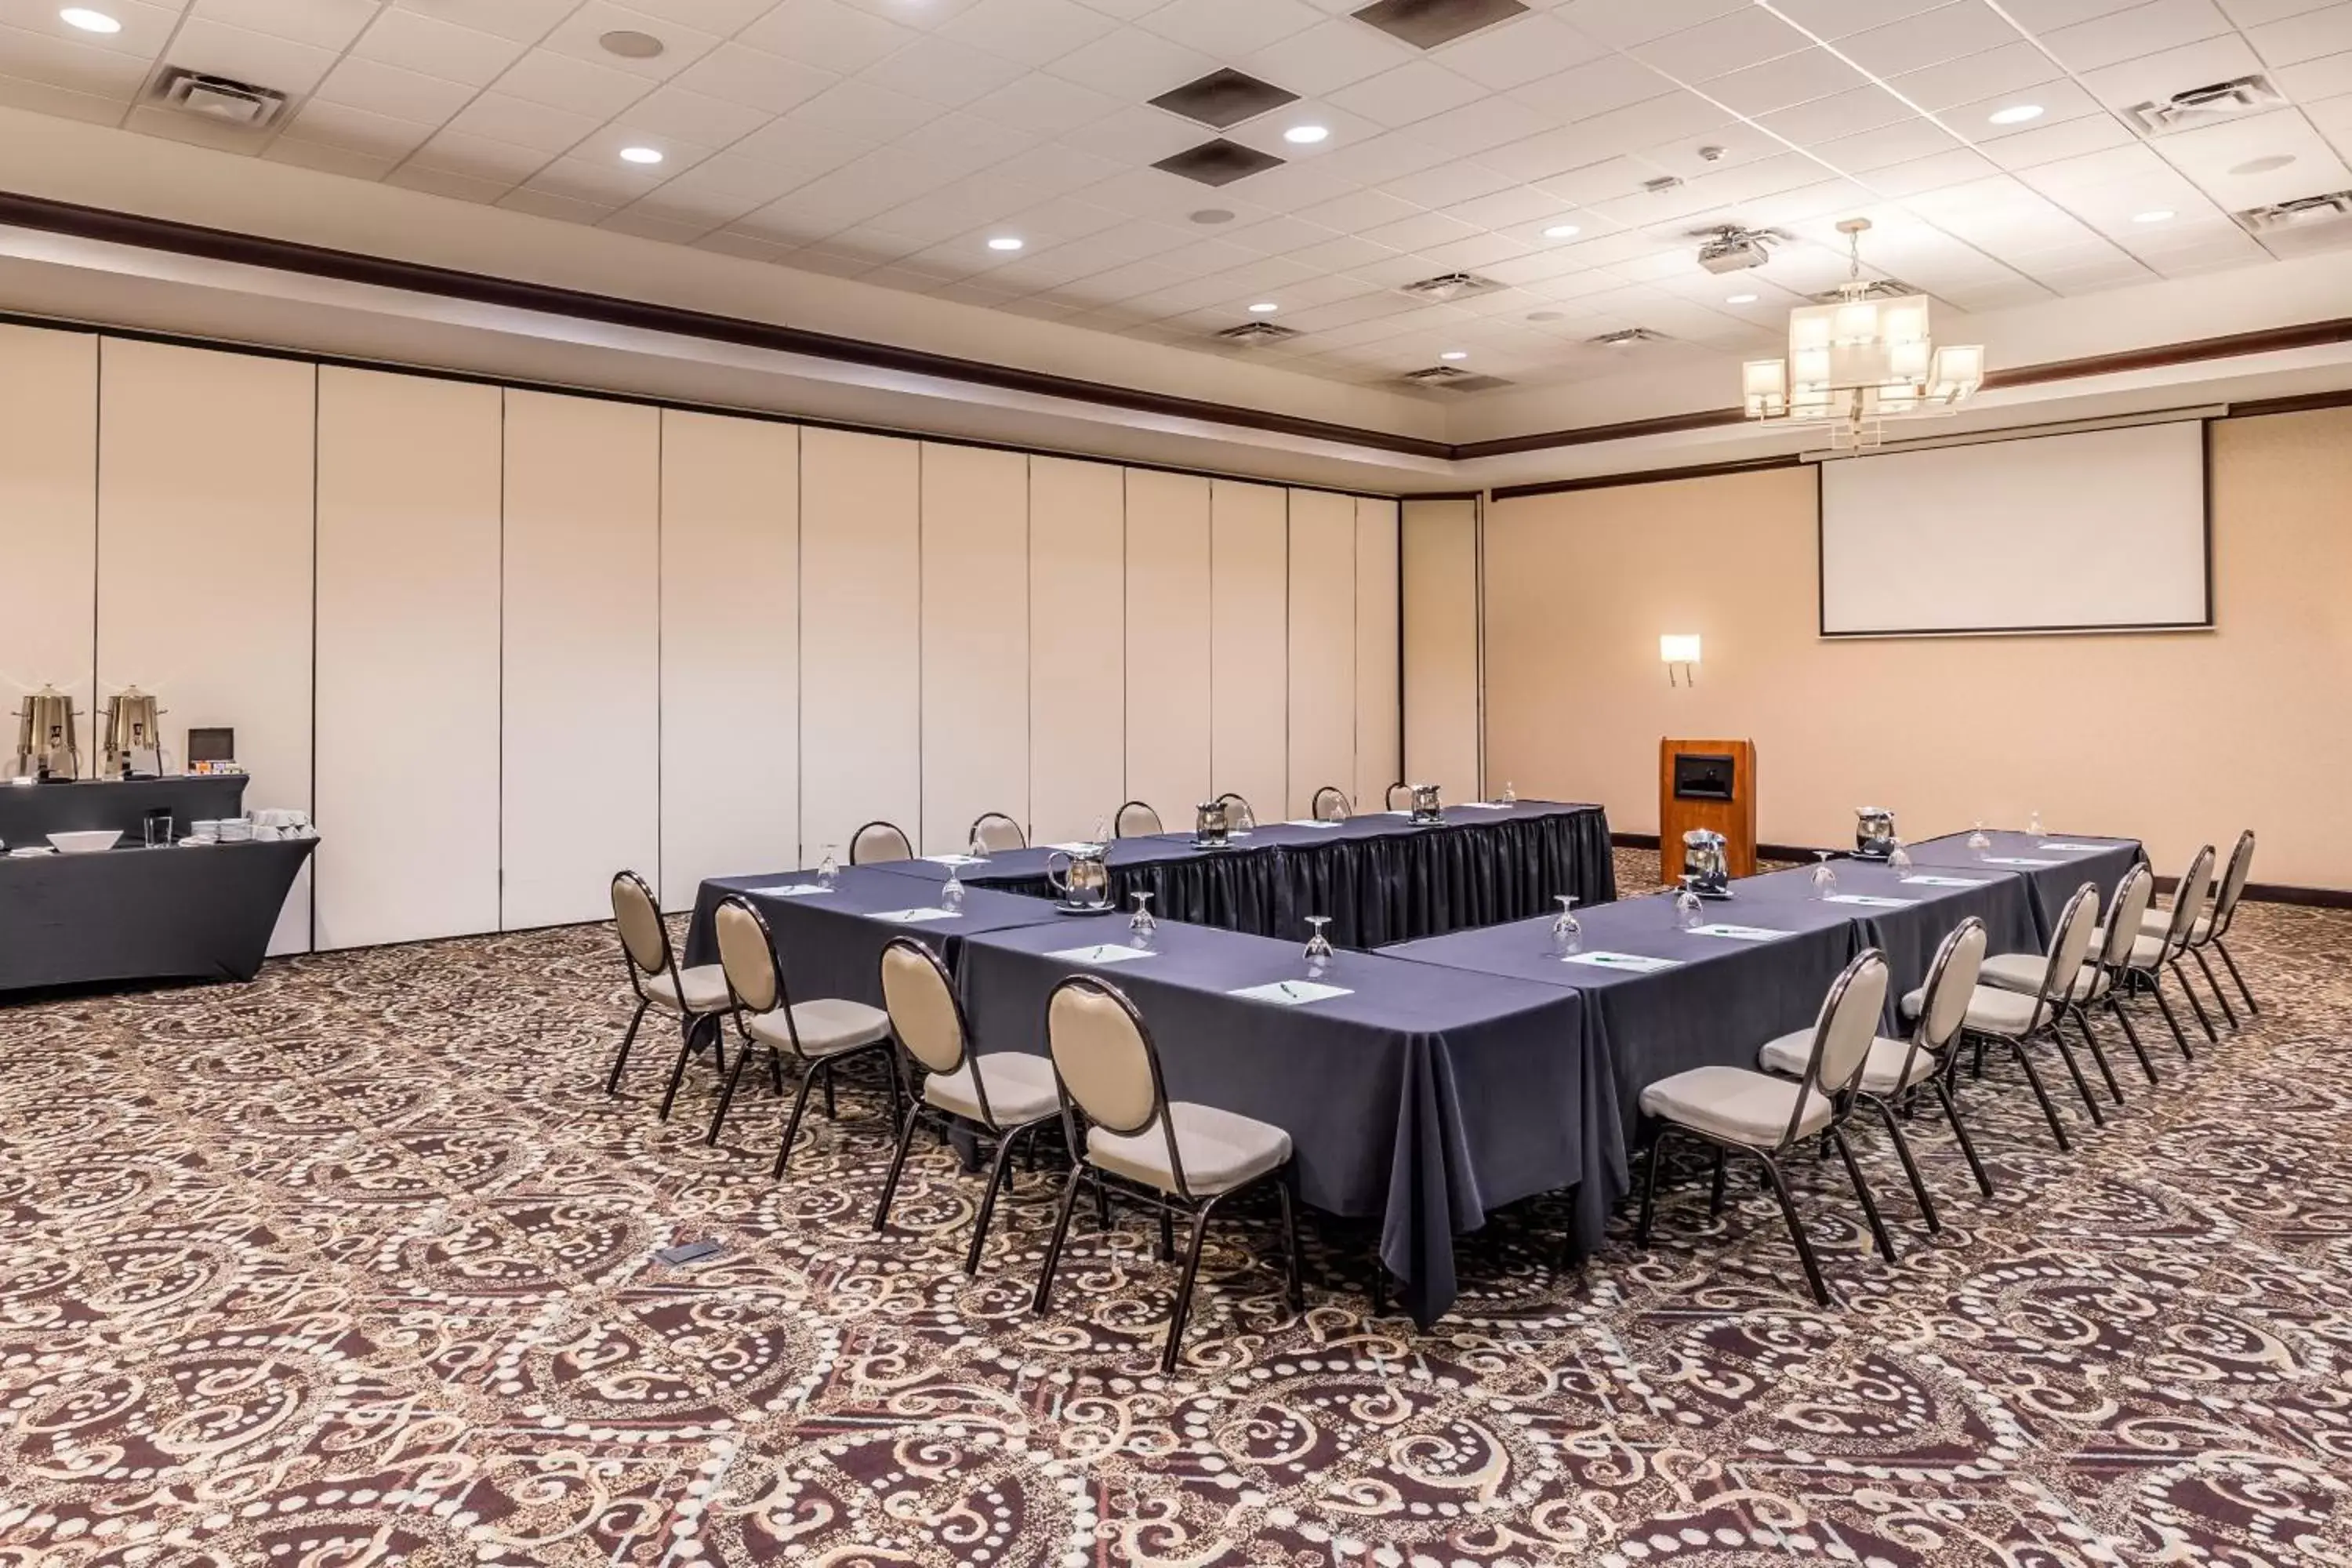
604,869 -> 731,1107
850,819 -> 915,865
871,937 -> 1065,1274
1981,863 -> 2161,1087
1214,791 -> 1258,829
1904,884 -> 2106,1152
1759,919 -> 1994,1226
1032,976 -> 1304,1373
1310,786 -> 1352,822
1637,949 -> 1895,1306
1385,782 -> 1412,811
2143,829 -> 2256,1024
967,811 -> 1027,853
706,895 -> 898,1169
2100,844 -> 2217,1058
1115,800 -> 1163,838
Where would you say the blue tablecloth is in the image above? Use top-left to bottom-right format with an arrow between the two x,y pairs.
1730,858 -> 2042,1000
956,918 -> 1621,1330
1901,829 -> 2143,938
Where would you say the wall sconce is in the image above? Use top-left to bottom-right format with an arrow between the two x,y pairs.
1660,633 -> 1700,687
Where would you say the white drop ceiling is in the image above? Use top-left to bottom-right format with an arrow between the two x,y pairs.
3,0 -> 2351,394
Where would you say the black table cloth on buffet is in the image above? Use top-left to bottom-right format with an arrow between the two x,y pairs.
0,774 -> 247,848
955,918 -> 1620,1330
1902,829 -> 2143,938
873,800 -> 1617,949
681,868 -> 1067,1008
0,839 -> 314,993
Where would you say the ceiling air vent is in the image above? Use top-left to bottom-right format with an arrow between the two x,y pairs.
1149,69 -> 1298,130
2232,191 -> 2352,255
151,66 -> 287,129
2125,74 -> 2285,136
1152,140 -> 1285,187
1803,278 -> 1919,305
1403,365 -> 1514,391
1215,321 -> 1301,346
1398,270 -> 1502,303
1352,0 -> 1531,50
1589,328 -> 1668,347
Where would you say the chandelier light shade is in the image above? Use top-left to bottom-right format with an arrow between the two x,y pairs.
1740,219 -> 1985,448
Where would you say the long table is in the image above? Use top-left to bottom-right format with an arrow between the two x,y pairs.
0,838 -> 315,993
871,800 -> 1615,949
1903,830 -> 2144,938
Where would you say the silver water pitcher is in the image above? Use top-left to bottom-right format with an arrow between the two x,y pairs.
103,687 -> 165,779
1409,782 -> 1443,823
15,685 -> 79,780
1855,806 -> 1897,858
1682,827 -> 1733,898
1193,799 -> 1232,848
1046,843 -> 1112,910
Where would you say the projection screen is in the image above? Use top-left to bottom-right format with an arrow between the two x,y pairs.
1817,419 -> 2211,637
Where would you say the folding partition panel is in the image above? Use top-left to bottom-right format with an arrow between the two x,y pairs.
1028,456 -> 1126,845
919,443 -> 1030,854
1285,488 -> 1356,820
660,410 -> 799,907
96,339 -> 317,954
1401,497 -> 1479,802
500,390 -> 661,929
314,368 -> 503,949
1210,480 -> 1288,826
0,325 -> 96,751
800,427 -> 921,863
1354,498 -> 1402,811
1123,468 -> 1213,831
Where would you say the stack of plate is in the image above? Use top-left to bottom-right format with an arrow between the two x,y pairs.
217,818 -> 255,844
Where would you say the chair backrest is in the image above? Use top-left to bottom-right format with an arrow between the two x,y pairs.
850,819 -> 913,865
1214,791 -> 1255,829
609,870 -> 670,978
969,811 -> 1026,853
1045,973 -> 1177,1171
880,936 -> 968,1081
2097,865 -> 2156,968
1114,800 -> 1162,838
2208,830 -> 2256,935
1782,949 -> 1890,1142
2031,884 -> 2102,1029
1385,782 -> 1411,811
1916,917 -> 1988,1054
1311,786 -> 1352,822
713,895 -> 782,1017
2158,844 -> 2216,958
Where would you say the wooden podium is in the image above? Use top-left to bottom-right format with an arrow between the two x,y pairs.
1660,738 -> 1758,879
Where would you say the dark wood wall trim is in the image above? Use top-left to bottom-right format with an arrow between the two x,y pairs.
1982,316 -> 2352,390
1490,453 -> 1805,501
1453,408 -> 1748,459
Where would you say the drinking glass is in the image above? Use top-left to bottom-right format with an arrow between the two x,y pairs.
1500,780 -> 1517,805
1967,821 -> 1991,861
817,844 -> 840,887
2027,808 -> 2045,837
1811,851 -> 1838,901
1303,916 -> 1334,977
1887,838 -> 1913,873
1091,815 -> 1112,845
1674,879 -> 1704,931
1234,800 -> 1258,833
1128,891 -> 1156,949
1328,794 -> 1351,823
1549,895 -> 1582,958
941,866 -> 967,911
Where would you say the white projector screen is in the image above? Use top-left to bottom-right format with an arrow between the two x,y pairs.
1818,420 -> 2211,637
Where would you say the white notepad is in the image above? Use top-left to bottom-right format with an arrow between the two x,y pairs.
868,908 -> 960,924
1824,893 -> 1918,908
749,882 -> 832,897
924,854 -> 987,866
1284,819 -> 1345,829
2038,842 -> 2108,853
1227,979 -> 1351,1005
1045,944 -> 1155,966
1982,855 -> 2061,868
1561,950 -> 1680,974
1902,875 -> 1993,887
1458,801 -> 1511,810
1686,923 -> 1792,942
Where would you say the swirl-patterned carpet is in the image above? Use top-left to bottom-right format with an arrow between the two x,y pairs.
4,850 -> 2349,1566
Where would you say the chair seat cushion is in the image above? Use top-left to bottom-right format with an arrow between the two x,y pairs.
1755,1029 -> 1940,1095
747,997 -> 891,1057
2136,910 -> 2210,942
1639,1065 -> 1834,1148
646,964 -> 731,1014
2093,927 -> 2174,967
925,1051 -> 1061,1127
1900,982 -> 2042,1036
1977,951 -> 2107,1002
1088,1102 -> 1291,1196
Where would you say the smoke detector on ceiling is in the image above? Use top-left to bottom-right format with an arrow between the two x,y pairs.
1402,365 -> 1513,391
1215,321 -> 1301,346
150,65 -> 287,129
2125,74 -> 2285,136
1397,270 -> 1503,303
1691,224 -> 1782,274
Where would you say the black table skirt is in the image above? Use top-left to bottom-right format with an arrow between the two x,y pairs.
0,775 -> 248,848
0,838 -> 314,994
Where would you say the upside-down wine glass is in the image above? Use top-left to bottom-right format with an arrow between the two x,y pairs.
1550,895 -> 1582,958
1501,780 -> 1518,806
1967,821 -> 1991,861
1812,851 -> 1838,901
1303,916 -> 1334,977
1129,891 -> 1156,949
1674,877 -> 1705,931
817,844 -> 840,887
2027,808 -> 2045,837
1887,837 -> 1913,873
941,863 -> 967,911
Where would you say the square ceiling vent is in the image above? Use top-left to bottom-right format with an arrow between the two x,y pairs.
2233,191 -> 2352,256
150,65 -> 287,129
1153,140 -> 1285,187
1216,321 -> 1301,346
1403,365 -> 1513,391
1353,0 -> 1530,50
1149,69 -> 1298,130
2126,74 -> 2285,136
1397,270 -> 1503,303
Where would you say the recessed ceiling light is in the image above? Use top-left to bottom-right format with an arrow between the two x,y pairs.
2132,209 -> 2174,223
1526,310 -> 1563,322
1247,301 -> 1279,314
1439,350 -> 1468,361
1542,223 -> 1581,239
58,7 -> 119,32
2230,153 -> 2296,176
1987,103 -> 2044,126
1725,292 -> 1758,304
599,29 -> 664,59
619,146 -> 663,165
1189,208 -> 1234,225
1283,124 -> 1329,144
986,235 -> 1024,251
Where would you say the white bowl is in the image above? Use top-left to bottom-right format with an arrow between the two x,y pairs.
48,829 -> 122,855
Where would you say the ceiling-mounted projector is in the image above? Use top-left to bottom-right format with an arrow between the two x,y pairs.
1693,225 -> 1777,274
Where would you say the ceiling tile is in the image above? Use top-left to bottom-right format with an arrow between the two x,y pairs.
1700,46 -> 1873,116
0,23 -> 148,96
1399,95 -> 1556,157
2039,0 -> 2235,71
1887,40 -> 2066,111
384,162 -> 514,202
669,42 -> 837,114
1859,144 -> 1999,195
500,186 -> 622,223
2154,103 -> 2352,203
1813,115 -> 1966,174
1632,6 -> 1809,79
1237,19 -> 1414,97
739,0 -> 919,74
990,139 -> 1126,193
2216,0 -> 2339,23
539,2 -> 724,82
165,17 -> 340,95
390,2 -> 579,45
495,48 -> 661,117
1040,25 -> 1213,98
442,89 -> 602,151
1979,107 -> 2140,168
1327,61 -> 1488,128
967,70 -> 1120,133
2250,4 -> 2352,64
1432,13 -> 1606,90
1372,156 -> 1519,208
2075,33 -> 2263,108
782,75 -> 945,140
622,0 -> 782,30
1137,0 -> 1325,57
1757,83 -> 1915,144
942,0 -> 1122,67
614,82 -> 768,144
353,7 -> 530,90
412,127 -> 554,182
568,121 -> 720,176
265,138 -> 403,179
862,35 -> 1031,106
1562,0 -> 1751,49
279,98 -> 438,159
0,72 -> 132,121
311,55 -> 478,121
192,0 -> 380,52
1835,3 -> 2026,78
1766,0 -> 1950,40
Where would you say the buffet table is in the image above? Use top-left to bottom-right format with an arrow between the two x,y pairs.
0,774 -> 246,847
0,837 -> 314,993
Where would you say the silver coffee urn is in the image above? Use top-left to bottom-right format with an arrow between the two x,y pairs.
14,686 -> 79,780
103,687 -> 165,779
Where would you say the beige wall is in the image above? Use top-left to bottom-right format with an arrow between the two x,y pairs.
1402,498 -> 1481,800
1483,407 -> 2352,890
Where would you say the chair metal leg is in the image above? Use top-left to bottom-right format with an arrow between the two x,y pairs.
770,1061 -> 821,1180
2107,995 -> 2158,1085
963,1127 -> 1023,1276
871,1102 -> 923,1232
2071,1006 -> 2125,1106
1090,1171 -> 1112,1230
1636,1125 -> 1675,1247
2009,1038 -> 2073,1152
1757,1152 -> 1832,1308
705,1035 -> 757,1145
1157,1207 -> 1175,1264
2147,971 -> 2194,1061
2048,1029 -> 2106,1127
1931,1079 -> 1994,1198
656,1016 -> 707,1122
1869,1094 -> 1941,1233
604,1000 -> 648,1095
2172,960 -> 2219,1044
1160,1200 -> 1218,1376
2215,938 -> 2259,1016
1370,1260 -> 1389,1318
767,1047 -> 785,1096
2189,947 -> 2238,1030
821,1061 -> 839,1120
1276,1171 -> 1305,1311
1031,1167 -> 1087,1316
1707,1148 -> 1728,1217
1830,1124 -> 1897,1263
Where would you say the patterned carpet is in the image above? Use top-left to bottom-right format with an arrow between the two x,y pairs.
5,849 -> 2350,1567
